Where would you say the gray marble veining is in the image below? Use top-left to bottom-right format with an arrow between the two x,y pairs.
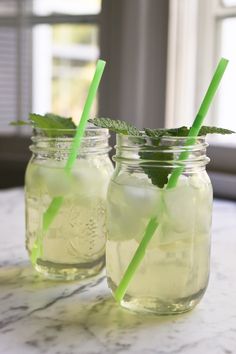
0,188 -> 236,354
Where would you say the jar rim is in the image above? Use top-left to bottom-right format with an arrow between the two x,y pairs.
33,123 -> 109,139
114,133 -> 209,168
30,124 -> 111,155
115,133 -> 207,149
116,133 -> 206,140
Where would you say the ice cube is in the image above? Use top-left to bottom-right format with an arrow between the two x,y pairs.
163,176 -> 196,234
110,173 -> 162,218
145,216 -> 194,250
107,200 -> 147,241
39,166 -> 72,197
189,174 -> 213,234
26,162 -> 72,197
72,159 -> 108,200
159,217 -> 194,245
107,173 -> 162,243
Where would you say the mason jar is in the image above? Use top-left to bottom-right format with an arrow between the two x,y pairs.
25,125 -> 113,280
106,134 -> 213,314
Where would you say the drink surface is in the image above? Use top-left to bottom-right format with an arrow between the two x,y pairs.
26,156 -> 113,280
106,171 -> 213,314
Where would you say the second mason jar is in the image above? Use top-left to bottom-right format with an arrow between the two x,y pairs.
25,125 -> 113,280
106,134 -> 213,314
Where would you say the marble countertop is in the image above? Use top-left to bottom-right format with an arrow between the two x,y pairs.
0,188 -> 236,354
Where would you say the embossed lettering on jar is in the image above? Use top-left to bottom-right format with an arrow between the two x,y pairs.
25,126 -> 113,280
106,134 -> 213,314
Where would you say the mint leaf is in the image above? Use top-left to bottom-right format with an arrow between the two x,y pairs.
166,127 -> 190,137
10,113 -> 76,137
89,117 -> 141,136
144,128 -> 168,138
90,118 -> 235,137
10,120 -> 30,126
145,126 -> 235,137
198,126 -> 235,135
29,113 -> 76,137
88,117 -> 235,188
139,141 -> 173,188
142,125 -> 234,187
90,118 -> 171,188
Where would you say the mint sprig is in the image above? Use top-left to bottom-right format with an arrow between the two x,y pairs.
89,118 -> 235,137
11,113 -> 76,137
90,117 -> 235,188
145,126 -> 235,137
90,118 -> 175,187
139,143 -> 173,188
10,119 -> 31,126
89,117 -> 141,136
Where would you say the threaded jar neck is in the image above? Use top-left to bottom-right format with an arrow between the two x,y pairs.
114,134 -> 210,170
30,125 -> 111,158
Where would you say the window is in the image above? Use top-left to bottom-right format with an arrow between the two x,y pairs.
33,24 -> 99,123
166,0 -> 236,198
0,0 -> 170,188
215,3 -> 236,135
166,0 -> 236,140
0,0 -> 101,134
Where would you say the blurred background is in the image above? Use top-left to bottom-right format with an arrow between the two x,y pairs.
0,0 -> 235,198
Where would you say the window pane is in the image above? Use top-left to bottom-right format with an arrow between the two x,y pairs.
221,0 -> 236,6
216,18 -> 236,137
33,24 -> 99,122
0,0 -> 17,16
33,0 -> 101,15
0,25 -> 31,134
0,28 -> 17,133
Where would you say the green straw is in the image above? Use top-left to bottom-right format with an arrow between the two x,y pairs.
30,59 -> 106,265
114,57 -> 229,302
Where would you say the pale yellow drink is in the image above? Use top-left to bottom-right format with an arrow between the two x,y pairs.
106,172 -> 212,314
25,127 -> 113,280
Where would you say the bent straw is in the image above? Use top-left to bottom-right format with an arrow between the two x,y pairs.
30,60 -> 106,265
114,57 -> 229,302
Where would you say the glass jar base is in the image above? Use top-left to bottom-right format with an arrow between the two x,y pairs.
34,255 -> 105,281
108,278 -> 206,315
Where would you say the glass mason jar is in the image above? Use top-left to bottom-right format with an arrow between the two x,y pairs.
106,134 -> 213,314
25,125 -> 113,280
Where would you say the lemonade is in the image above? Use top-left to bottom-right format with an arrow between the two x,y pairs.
106,172 -> 212,313
89,59 -> 231,314
25,127 -> 113,280
101,129 -> 214,314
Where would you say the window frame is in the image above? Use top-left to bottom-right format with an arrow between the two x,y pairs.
99,0 -> 169,129
0,0 -> 101,134
165,0 -> 236,198
0,0 -> 101,188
